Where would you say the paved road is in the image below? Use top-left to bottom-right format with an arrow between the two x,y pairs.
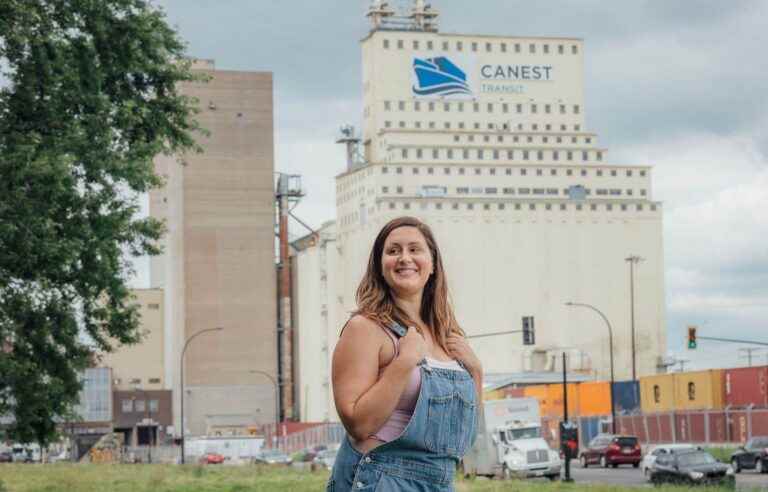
562,462 -> 768,490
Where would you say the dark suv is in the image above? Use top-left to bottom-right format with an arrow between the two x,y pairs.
730,436 -> 768,474
580,434 -> 642,468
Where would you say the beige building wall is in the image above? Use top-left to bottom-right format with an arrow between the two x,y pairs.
101,289 -> 165,391
150,60 -> 278,437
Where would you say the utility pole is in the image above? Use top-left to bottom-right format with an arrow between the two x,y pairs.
675,359 -> 689,372
739,348 -> 762,367
625,255 -> 643,380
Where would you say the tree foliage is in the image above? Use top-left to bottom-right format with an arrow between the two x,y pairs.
0,0 -> 203,446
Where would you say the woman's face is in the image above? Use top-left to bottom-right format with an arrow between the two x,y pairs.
381,226 -> 434,298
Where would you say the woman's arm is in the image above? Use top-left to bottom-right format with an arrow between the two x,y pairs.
332,316 -> 422,442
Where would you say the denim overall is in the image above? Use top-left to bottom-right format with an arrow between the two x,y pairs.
328,323 -> 478,491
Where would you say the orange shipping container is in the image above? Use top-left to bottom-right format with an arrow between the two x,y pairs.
523,385 -> 550,414
483,389 -> 502,401
544,383 -> 580,418
640,374 -> 676,413
578,381 -> 612,416
673,369 -> 725,410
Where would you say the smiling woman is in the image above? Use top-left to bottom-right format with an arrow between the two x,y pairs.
328,216 -> 483,492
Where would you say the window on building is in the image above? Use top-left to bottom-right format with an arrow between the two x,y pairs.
621,204 -> 628,211
462,149 -> 469,159
413,40 -> 419,50
520,168 -> 527,176
148,377 -> 161,384
396,186 -> 403,193
551,169 -> 557,176
416,149 -> 423,159
122,399 -> 133,413
436,202 -> 443,210
383,39 -> 390,49
529,43 -> 536,54
503,187 -> 514,194
447,149 -> 454,159
432,148 -> 439,159
397,40 -> 404,49
149,400 -> 159,413
398,101 -> 405,111
398,121 -> 405,128
490,167 -> 497,175
413,166 -> 420,174
401,148 -> 408,159
558,44 -> 564,54
505,168 -> 512,175
529,203 -> 536,210
467,203 -> 474,210
475,167 -> 482,175
444,102 -> 450,112
502,103 -> 509,113
427,167 -> 434,175
444,167 -> 451,175
522,150 -> 529,160
583,151 -> 589,161
518,188 -> 531,194
135,399 -> 146,412
456,41 -> 463,51
404,202 -> 411,210
567,151 -> 573,161
537,151 -> 544,161
382,186 -> 389,193
606,204 -> 613,211
572,44 -> 578,54
545,104 -> 551,114
641,189 -> 647,196
531,104 -> 538,114
596,169 -> 603,177
147,303 -> 160,310
485,187 -> 498,194
637,204 -> 644,211
590,203 -> 597,211
514,203 -> 521,210
459,167 -> 465,175
516,103 -> 523,113
640,170 -> 647,177
473,102 -> 480,112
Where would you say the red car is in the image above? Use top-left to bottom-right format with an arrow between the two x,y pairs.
580,434 -> 642,468
199,453 -> 226,465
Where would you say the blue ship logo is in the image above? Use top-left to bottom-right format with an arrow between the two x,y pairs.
412,57 -> 472,96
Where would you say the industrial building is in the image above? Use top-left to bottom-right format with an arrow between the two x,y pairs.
295,1 -> 667,422
147,60 -> 279,437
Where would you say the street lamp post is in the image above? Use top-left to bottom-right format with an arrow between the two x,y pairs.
249,370 -> 280,450
565,302 -> 617,433
625,255 -> 643,381
180,327 -> 224,465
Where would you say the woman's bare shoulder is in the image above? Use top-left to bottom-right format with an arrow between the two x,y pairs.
342,314 -> 387,340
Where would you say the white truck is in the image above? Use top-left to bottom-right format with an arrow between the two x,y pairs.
463,398 -> 561,480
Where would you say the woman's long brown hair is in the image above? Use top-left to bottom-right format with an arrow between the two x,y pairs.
354,216 -> 463,353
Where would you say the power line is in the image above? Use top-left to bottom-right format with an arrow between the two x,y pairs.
738,348 -> 764,367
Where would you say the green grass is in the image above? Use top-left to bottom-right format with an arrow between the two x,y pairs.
0,464 -> 739,492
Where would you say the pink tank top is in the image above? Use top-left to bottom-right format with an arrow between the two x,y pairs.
371,327 -> 421,442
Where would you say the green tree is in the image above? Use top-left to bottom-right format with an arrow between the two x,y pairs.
0,0 -> 203,447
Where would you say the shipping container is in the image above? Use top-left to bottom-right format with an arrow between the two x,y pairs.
724,366 -> 768,408
578,381 -> 611,416
673,369 -> 725,411
522,385 -> 550,414
544,383 -> 580,418
612,380 -> 641,415
499,386 -> 525,399
640,374 -> 676,413
483,389 -> 503,401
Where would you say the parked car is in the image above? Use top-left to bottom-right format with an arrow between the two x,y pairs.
312,449 -> 338,470
0,451 -> 13,463
649,449 -> 734,487
640,443 -> 695,476
254,449 -> 293,465
199,453 -> 226,465
579,434 -> 641,468
730,436 -> 768,474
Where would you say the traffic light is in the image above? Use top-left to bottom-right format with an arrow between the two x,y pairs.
522,316 -> 535,345
559,421 -> 579,459
687,326 -> 697,349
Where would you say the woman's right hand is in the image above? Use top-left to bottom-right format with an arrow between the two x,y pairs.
398,326 -> 428,367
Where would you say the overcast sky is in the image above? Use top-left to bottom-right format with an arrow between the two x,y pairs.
134,0 -> 768,371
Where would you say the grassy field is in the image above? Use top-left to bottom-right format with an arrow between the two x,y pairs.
0,464 -> 738,492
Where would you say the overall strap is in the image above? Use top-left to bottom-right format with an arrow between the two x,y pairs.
386,322 -> 407,338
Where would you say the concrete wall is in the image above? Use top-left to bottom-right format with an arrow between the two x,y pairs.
101,289 -> 165,391
149,63 -> 277,437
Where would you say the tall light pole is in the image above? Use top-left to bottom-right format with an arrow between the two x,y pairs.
250,370 -> 280,449
565,302 -> 616,433
625,255 -> 643,380
180,327 -> 224,464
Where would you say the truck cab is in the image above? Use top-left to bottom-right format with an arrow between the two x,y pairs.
463,398 -> 561,480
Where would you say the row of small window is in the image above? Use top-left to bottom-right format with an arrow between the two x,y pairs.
382,38 -> 579,56
384,100 -> 580,116
383,120 -> 582,133
381,186 -> 647,197
452,134 -> 591,145
121,398 -> 160,413
115,377 -> 162,385
385,202 -> 657,212
394,148 -> 603,162
382,166 -> 645,177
